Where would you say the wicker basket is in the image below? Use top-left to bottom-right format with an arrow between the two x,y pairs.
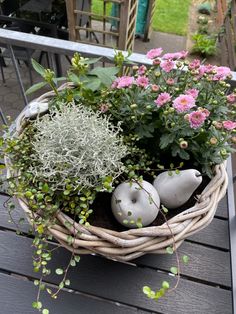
6,89 -> 228,262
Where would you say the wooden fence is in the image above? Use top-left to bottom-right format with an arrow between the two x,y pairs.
218,0 -> 236,70
65,0 -> 138,51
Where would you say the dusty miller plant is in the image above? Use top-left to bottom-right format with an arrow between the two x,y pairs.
31,102 -> 127,190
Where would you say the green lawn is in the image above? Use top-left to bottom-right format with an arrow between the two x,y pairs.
92,0 -> 191,36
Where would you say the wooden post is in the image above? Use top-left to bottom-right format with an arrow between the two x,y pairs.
143,0 -> 156,42
118,0 -> 138,50
65,0 -> 79,41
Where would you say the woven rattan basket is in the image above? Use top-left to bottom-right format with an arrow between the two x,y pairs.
6,88 -> 228,262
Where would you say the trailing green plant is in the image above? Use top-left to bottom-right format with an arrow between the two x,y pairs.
192,33 -> 217,56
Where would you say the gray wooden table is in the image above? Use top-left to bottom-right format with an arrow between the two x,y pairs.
0,191 -> 233,314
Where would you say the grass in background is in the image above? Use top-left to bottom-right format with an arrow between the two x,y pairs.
92,0 -> 191,36
152,0 -> 191,35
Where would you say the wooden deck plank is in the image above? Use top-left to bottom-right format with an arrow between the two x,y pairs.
0,230 -> 232,314
215,195 -> 228,218
188,217 -> 229,250
0,272 -> 144,314
135,241 -> 231,287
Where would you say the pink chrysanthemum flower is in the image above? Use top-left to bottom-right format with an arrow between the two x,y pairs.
162,50 -> 188,60
112,76 -> 134,89
198,107 -> 210,117
189,111 -> 207,129
226,94 -> 236,103
188,59 -> 201,70
146,48 -> 163,59
138,65 -> 147,75
155,92 -> 171,107
166,78 -> 175,85
198,64 -> 214,77
151,84 -> 159,92
160,59 -> 175,73
213,66 -> 232,80
99,104 -> 109,113
162,52 -> 181,60
223,120 -> 236,130
172,94 -> 196,113
185,88 -> 199,99
136,76 -> 149,88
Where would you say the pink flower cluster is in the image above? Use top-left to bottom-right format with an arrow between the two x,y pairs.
146,48 -> 163,59
213,66 -> 232,81
138,65 -> 147,75
198,64 -> 232,80
160,59 -> 175,73
155,92 -> 171,107
188,108 -> 210,129
188,59 -> 201,70
136,76 -> 149,88
223,121 -> 236,130
172,94 -> 196,113
112,76 -> 134,89
227,93 -> 236,103
185,88 -> 199,99
162,50 -> 188,60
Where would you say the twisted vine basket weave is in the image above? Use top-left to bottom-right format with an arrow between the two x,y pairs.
6,87 -> 228,262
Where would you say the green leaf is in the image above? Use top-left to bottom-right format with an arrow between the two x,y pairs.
84,77 -> 101,91
81,57 -> 101,64
89,67 -> 119,86
166,246 -> 174,254
25,81 -> 47,95
42,183 -> 49,193
182,255 -> 190,264
74,255 -> 80,262
68,72 -> 82,85
162,281 -> 170,289
143,286 -> 151,295
32,301 -> 42,309
160,133 -> 176,149
55,268 -> 64,275
170,266 -> 178,275
65,279 -> 70,286
70,259 -> 76,267
178,149 -> 190,160
31,58 -> 46,76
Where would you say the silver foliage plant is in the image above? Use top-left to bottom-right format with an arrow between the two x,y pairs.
30,102 -> 128,190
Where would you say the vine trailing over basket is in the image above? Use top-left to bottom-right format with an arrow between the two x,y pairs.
0,48 -> 235,312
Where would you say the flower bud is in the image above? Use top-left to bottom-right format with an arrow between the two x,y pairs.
151,84 -> 159,92
231,136 -> 236,143
130,103 -> 137,109
131,115 -> 136,120
171,122 -> 175,127
155,71 -> 161,77
213,121 -> 222,129
168,107 -> 175,113
179,140 -> 188,149
184,114 -> 190,121
132,65 -> 139,71
146,105 -> 152,110
153,59 -> 161,66
212,100 -> 218,105
163,110 -> 169,115
220,148 -> 227,156
210,137 -> 218,145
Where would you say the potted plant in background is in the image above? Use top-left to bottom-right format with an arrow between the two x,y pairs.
1,49 -> 235,312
